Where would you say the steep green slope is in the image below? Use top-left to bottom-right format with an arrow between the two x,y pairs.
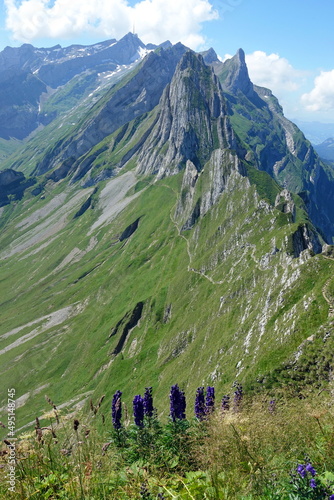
0,46 -> 333,438
0,154 -> 333,434
0,63 -> 141,178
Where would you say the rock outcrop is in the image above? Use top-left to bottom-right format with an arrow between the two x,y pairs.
136,51 -> 239,178
275,189 -> 296,222
211,50 -> 334,244
221,49 -> 257,101
292,224 -> 322,257
0,168 -> 34,206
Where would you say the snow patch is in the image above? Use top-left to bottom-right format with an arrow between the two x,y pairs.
138,47 -> 152,59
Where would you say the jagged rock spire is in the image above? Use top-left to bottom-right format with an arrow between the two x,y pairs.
221,48 -> 254,98
136,50 -> 237,178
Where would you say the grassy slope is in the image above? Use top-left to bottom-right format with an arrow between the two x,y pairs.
0,153 -> 333,435
0,54 -> 333,434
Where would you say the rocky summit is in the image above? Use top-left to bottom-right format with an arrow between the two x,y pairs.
0,34 -> 333,430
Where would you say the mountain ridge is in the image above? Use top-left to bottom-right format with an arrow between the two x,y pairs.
315,137 -> 334,161
0,33 -> 165,142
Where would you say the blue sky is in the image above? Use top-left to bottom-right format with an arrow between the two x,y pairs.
0,0 -> 333,123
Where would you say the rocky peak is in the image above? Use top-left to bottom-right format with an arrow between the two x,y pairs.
221,48 -> 254,98
201,47 -> 219,65
109,32 -> 146,64
147,40 -> 173,51
0,44 -> 37,72
135,50 -> 236,178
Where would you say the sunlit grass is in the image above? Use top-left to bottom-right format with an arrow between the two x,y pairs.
1,388 -> 334,499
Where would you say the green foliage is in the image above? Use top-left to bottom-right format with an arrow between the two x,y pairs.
0,138 -> 21,161
1,390 -> 334,499
245,164 -> 281,205
0,163 -> 333,433
254,327 -> 334,394
41,72 -> 98,116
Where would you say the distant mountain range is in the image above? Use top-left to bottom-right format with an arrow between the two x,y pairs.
291,118 -> 334,145
314,137 -> 334,161
0,33 -> 170,140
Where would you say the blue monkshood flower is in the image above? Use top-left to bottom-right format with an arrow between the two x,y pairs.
310,478 -> 317,489
206,386 -> 215,414
111,390 -> 122,430
170,384 -> 186,422
143,387 -> 154,418
329,495 -> 334,500
221,395 -> 230,413
194,387 -> 205,420
233,382 -> 243,411
305,462 -> 316,477
296,464 -> 307,478
133,395 -> 145,427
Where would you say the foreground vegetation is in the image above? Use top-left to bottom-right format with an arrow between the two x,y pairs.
1,384 -> 334,499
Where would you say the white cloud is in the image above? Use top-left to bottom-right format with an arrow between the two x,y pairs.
4,0 -> 218,49
221,53 -> 233,62
301,70 -> 334,112
245,51 -> 305,97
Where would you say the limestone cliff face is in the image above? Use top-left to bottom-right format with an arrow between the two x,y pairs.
136,51 -> 239,178
0,169 -> 24,186
176,149 -> 247,230
291,224 -> 322,257
214,51 -> 334,244
131,50 -> 248,229
221,49 -> 257,101
254,86 -> 334,244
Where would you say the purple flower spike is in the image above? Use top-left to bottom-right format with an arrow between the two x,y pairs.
133,395 -> 145,427
305,462 -> 316,477
233,382 -> 243,411
143,387 -> 154,418
221,395 -> 230,413
111,390 -> 122,430
206,386 -> 215,414
310,478 -> 317,489
194,387 -> 205,420
296,464 -> 306,478
170,384 -> 186,422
